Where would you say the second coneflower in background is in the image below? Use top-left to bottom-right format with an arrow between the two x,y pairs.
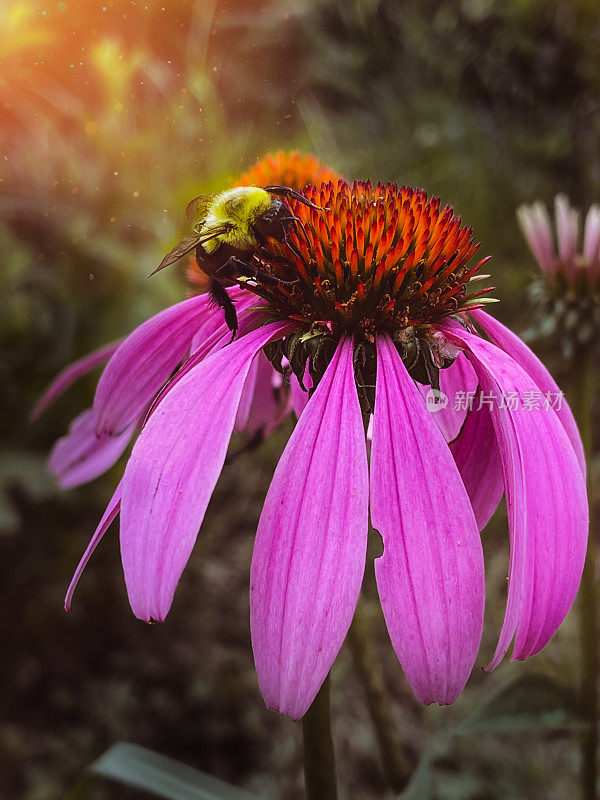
518,193 -> 598,800
518,194 -> 600,359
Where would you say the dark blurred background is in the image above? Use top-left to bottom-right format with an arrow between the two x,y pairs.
2,1 -> 599,797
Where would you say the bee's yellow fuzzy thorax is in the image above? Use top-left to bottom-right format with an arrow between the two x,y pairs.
201,187 -> 271,253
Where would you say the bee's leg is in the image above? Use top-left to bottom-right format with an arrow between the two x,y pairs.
256,270 -> 298,287
278,211 -> 312,249
256,247 -> 290,265
215,255 -> 259,279
281,234 -> 304,263
245,263 -> 298,288
209,278 -> 238,341
253,221 -> 307,262
216,255 -> 297,292
253,249 -> 299,285
216,255 -> 278,285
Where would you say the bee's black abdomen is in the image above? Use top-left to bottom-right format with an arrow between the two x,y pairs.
209,278 -> 238,340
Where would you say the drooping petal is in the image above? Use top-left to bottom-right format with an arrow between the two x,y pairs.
441,322 -> 588,668
469,309 -> 585,474
236,353 -> 291,437
94,294 -> 213,435
234,354 -> 259,432
449,398 -> 504,531
250,337 -> 368,720
31,340 -> 121,421
120,321 -> 292,622
139,308 -> 270,430
371,335 -> 484,705
49,409 -> 134,489
419,353 -> 478,442
64,480 -> 122,611
290,366 -> 312,418
437,352 -> 479,441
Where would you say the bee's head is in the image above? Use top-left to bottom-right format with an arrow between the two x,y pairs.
254,197 -> 295,242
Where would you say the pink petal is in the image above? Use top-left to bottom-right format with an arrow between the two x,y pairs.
516,203 -> 556,274
236,353 -> 291,437
48,409 -> 135,489
120,321 -> 293,622
442,322 -> 588,668
438,353 -> 478,441
555,194 -> 579,273
234,355 -> 259,432
469,309 -> 585,474
371,335 -> 484,705
250,337 -> 368,719
290,365 -> 312,418
94,295 -> 213,436
64,480 -> 122,611
449,399 -> 504,530
31,340 -> 121,422
140,307 -> 270,429
583,204 -> 600,278
419,353 -> 478,442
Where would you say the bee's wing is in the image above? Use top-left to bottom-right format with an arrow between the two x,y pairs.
185,194 -> 215,223
151,225 -> 233,276
151,234 -> 205,275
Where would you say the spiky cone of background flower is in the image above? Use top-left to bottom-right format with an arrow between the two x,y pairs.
234,149 -> 343,190
60,180 -> 587,729
518,193 -> 599,800
518,195 -> 600,361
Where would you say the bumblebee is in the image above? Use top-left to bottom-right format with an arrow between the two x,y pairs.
154,185 -> 321,337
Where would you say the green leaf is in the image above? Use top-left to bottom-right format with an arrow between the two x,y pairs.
86,742 -> 259,800
455,674 -> 582,735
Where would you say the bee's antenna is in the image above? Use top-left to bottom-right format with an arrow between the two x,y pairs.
264,185 -> 325,211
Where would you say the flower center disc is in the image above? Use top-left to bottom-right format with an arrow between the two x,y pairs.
259,180 -> 490,337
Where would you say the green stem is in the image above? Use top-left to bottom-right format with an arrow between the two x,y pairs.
347,597 -> 413,792
570,346 -> 598,800
302,674 -> 338,800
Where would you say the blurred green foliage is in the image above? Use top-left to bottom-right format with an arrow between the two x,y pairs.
1,0 -> 599,798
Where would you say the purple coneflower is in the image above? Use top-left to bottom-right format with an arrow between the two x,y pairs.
47,180 -> 587,720
518,194 -> 600,358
